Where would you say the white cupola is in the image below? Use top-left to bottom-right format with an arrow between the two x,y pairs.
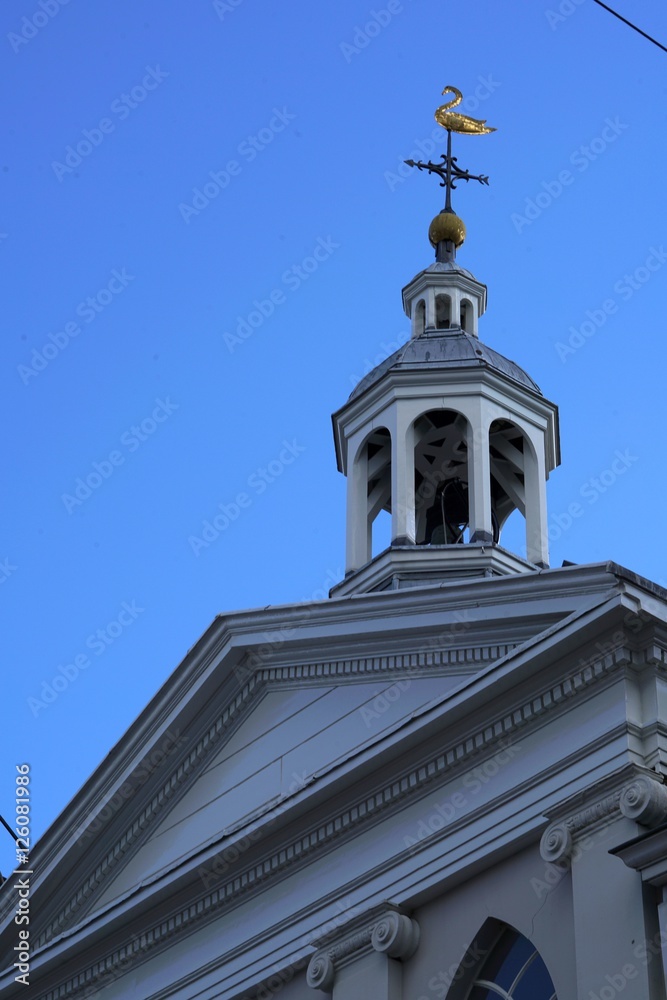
331,103 -> 560,598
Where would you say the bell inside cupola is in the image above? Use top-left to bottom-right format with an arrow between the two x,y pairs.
423,479 -> 469,545
416,410 -> 502,547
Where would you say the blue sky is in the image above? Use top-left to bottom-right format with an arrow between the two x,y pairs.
2,0 -> 667,873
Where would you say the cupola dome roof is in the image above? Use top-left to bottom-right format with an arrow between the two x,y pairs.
349,328 -> 542,402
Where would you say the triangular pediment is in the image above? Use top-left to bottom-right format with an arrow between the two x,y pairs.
0,564 -> 631,976
92,672 -> 467,913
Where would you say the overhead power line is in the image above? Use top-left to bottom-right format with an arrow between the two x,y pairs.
591,0 -> 667,55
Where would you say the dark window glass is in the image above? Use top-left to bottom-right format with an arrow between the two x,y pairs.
467,926 -> 557,1000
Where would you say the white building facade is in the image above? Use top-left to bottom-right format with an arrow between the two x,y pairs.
2,178 -> 667,1000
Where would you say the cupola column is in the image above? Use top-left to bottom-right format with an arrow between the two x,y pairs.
467,416 -> 494,544
524,437 -> 549,567
346,432 -> 371,573
390,407 -> 416,546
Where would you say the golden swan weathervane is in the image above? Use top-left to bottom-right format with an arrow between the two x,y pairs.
434,85 -> 496,135
404,86 -> 497,259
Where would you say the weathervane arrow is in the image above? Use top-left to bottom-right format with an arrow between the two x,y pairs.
404,156 -> 490,195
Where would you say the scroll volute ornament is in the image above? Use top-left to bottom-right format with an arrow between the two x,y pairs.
371,911 -> 420,960
306,955 -> 336,993
619,776 -> 667,826
540,822 -> 573,864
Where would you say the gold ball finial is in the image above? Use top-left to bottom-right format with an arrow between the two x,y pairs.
429,210 -> 466,249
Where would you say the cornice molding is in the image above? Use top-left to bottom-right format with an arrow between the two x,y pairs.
332,363 -> 555,440
610,825 -> 667,883
642,643 -> 667,669
254,640 -> 519,682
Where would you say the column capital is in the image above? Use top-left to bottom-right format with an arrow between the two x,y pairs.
539,773 -> 667,865
539,791 -> 623,863
619,775 -> 667,826
306,905 -> 420,993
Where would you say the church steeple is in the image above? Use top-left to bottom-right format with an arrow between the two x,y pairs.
331,89 -> 560,598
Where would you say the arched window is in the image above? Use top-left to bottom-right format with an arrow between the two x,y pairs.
435,294 -> 451,329
365,428 -> 392,558
460,299 -> 472,332
415,299 -> 426,336
413,408 -> 469,545
458,924 -> 557,1000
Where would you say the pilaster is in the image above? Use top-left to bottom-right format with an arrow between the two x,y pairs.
540,774 -> 667,1000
